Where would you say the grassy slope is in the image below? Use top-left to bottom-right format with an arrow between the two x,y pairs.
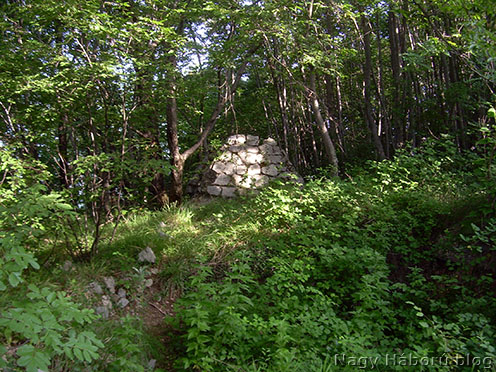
29,195 -> 267,370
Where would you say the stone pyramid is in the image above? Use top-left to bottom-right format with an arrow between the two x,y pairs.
201,134 -> 302,197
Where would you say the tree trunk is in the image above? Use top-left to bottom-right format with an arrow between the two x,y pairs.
308,70 -> 339,176
376,11 -> 390,158
361,14 -> 386,160
388,9 -> 403,147
57,112 -> 70,188
165,54 -> 184,203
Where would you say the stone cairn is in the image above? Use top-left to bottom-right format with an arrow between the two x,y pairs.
202,134 -> 302,197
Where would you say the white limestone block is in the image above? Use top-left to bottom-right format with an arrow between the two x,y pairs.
233,175 -> 252,188
237,150 -> 248,161
227,135 -> 246,144
248,164 -> 261,175
229,145 -> 244,153
214,174 -> 231,186
232,154 -> 244,165
235,165 -> 247,174
218,152 -> 231,162
263,138 -> 277,145
212,162 -> 226,173
269,145 -> 282,155
223,162 -> 235,175
268,155 -> 284,163
245,153 -> 264,164
259,144 -> 272,154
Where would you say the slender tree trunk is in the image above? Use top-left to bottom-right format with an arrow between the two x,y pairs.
165,55 -> 185,203
308,70 -> 339,176
388,9 -> 403,147
266,39 -> 290,154
361,14 -> 386,160
54,21 -> 71,188
335,75 -> 345,155
57,112 -> 70,188
376,12 -> 390,158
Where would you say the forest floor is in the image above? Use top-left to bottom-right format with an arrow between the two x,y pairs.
38,195 -> 247,371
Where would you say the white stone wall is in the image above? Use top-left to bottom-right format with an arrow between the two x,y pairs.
204,134 -> 301,197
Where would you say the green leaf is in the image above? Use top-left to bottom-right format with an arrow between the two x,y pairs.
17,345 -> 50,372
74,347 -> 84,361
29,259 -> 40,270
8,272 -> 22,287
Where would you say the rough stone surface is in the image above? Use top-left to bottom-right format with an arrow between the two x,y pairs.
138,247 -> 156,264
201,135 -> 302,197
247,164 -> 261,175
95,306 -> 109,319
235,165 -> 247,174
148,359 -> 157,370
117,297 -> 130,308
245,152 -> 264,164
101,295 -> 113,310
117,288 -> 127,298
214,174 -> 231,186
207,185 -> 222,196
232,154 -> 244,165
103,277 -> 116,294
88,281 -> 103,295
221,187 -> 236,198
246,135 -> 259,145
232,175 -> 245,187
218,152 -> 231,162
268,155 -> 284,163
264,138 -> 277,144
229,145 -> 244,153
227,134 -> 246,144
212,162 -> 226,173
253,175 -> 269,187
223,162 -> 235,175
259,144 -> 272,154
262,164 -> 279,177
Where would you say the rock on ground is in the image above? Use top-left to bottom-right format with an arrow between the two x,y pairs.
88,281 -> 103,295
138,247 -> 156,263
103,276 -> 116,294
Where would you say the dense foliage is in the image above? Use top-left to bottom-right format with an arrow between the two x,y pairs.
169,140 -> 496,371
0,151 -> 103,371
1,0 -> 495,203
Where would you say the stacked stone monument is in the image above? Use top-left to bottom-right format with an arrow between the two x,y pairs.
202,134 -> 301,197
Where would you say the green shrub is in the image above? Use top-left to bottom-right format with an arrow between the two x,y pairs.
170,142 -> 496,371
0,149 -> 103,371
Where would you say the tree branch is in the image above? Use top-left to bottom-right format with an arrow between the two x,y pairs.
181,42 -> 261,161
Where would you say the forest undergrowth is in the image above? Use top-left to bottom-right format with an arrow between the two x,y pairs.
1,138 -> 496,371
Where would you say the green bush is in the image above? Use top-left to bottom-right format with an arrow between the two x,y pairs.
170,141 -> 496,371
0,149 -> 103,371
